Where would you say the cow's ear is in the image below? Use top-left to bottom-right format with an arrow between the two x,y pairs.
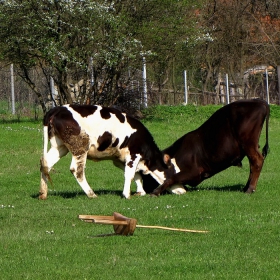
163,154 -> 172,167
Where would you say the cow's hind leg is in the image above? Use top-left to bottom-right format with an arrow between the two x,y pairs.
39,143 -> 68,200
244,150 -> 264,193
70,154 -> 97,198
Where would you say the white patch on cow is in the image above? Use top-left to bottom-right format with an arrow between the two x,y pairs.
45,136 -> 69,170
122,153 -> 142,199
39,134 -> 69,199
66,105 -> 136,153
113,160 -> 146,196
136,160 -> 166,184
133,172 -> 146,196
70,154 -> 97,198
87,143 -> 120,160
171,158 -> 180,173
148,169 -> 166,185
168,158 -> 186,195
43,126 -> 49,155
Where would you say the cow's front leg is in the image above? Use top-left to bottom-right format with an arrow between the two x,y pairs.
134,172 -> 146,196
122,154 -> 141,199
70,154 -> 97,198
151,178 -> 174,197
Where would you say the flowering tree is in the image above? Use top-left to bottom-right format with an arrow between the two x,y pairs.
0,0 -> 142,112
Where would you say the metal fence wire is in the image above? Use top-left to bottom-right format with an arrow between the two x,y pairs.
0,64 -> 279,118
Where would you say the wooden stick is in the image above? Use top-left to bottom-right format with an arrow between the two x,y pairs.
79,215 -> 115,221
78,214 -> 209,234
136,224 -> 208,233
94,220 -> 129,225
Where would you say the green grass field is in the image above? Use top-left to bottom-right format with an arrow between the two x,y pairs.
1,105 -> 280,279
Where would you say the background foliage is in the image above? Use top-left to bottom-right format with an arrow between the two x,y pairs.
0,0 -> 279,114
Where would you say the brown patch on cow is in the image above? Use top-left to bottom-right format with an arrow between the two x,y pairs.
40,157 -> 52,183
120,136 -> 129,149
111,109 -> 125,123
100,108 -> 112,119
112,138 -> 119,147
87,144 -> 121,161
97,131 -> 112,151
100,107 -> 125,123
70,104 -> 98,117
76,162 -> 84,182
66,132 -> 90,156
127,154 -> 137,168
127,160 -> 134,168
45,107 -> 81,140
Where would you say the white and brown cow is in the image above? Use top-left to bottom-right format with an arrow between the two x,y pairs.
39,104 -> 186,199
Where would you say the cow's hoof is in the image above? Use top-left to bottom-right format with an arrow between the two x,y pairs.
134,192 -> 146,197
122,193 -> 131,199
245,189 -> 255,194
243,186 -> 255,193
169,185 -> 187,195
88,194 -> 98,198
87,191 -> 98,198
39,193 -> 47,200
150,193 -> 159,197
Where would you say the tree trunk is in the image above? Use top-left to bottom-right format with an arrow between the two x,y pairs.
18,66 -> 48,114
57,71 -> 73,104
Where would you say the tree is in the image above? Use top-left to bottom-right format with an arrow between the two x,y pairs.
126,0 -> 202,104
182,0 -> 280,101
0,0 -> 142,113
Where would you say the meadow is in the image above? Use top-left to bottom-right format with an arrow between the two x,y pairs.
1,104 -> 280,279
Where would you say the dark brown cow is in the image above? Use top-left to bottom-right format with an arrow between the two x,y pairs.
151,99 -> 269,196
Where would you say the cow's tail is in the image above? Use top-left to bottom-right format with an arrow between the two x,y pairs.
40,125 -> 52,184
262,104 -> 270,159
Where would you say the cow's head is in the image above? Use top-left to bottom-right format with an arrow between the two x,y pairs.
141,153 -> 186,195
141,153 -> 176,185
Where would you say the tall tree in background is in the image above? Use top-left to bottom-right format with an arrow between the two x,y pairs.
0,0 -> 141,112
1,0 -> 279,110
185,0 -> 280,96
127,0 -> 202,104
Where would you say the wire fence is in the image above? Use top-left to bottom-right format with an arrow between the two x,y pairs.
0,64 -> 279,120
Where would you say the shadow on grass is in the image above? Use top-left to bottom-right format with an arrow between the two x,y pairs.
0,118 -> 41,124
31,184 -> 244,199
193,184 -> 244,192
31,189 -> 124,199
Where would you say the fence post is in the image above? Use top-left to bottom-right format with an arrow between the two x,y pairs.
265,68 -> 270,104
142,56 -> 147,108
184,70 -> 188,105
10,64 -> 15,114
225,73 -> 229,104
50,77 -> 55,108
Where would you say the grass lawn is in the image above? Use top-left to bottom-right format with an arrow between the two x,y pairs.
0,105 -> 280,279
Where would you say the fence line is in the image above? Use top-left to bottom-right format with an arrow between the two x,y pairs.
0,64 -> 279,118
